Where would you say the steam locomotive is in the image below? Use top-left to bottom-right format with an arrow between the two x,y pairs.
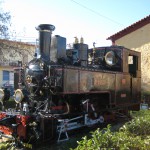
0,24 -> 141,149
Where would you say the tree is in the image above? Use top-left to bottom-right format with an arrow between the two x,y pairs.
0,1 -> 11,38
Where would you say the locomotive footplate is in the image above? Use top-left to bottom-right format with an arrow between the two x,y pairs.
57,113 -> 104,142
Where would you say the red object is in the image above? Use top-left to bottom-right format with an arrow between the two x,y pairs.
0,112 -> 6,120
52,106 -> 64,110
0,125 -> 13,135
16,115 -> 30,139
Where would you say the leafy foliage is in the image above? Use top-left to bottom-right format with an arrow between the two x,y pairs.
0,1 -> 11,38
72,110 -> 150,150
0,142 -> 10,150
121,110 -> 150,137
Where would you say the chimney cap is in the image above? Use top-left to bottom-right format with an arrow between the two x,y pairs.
36,24 -> 55,32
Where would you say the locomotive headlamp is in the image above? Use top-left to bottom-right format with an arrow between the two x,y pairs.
39,62 -> 45,69
14,89 -> 24,103
0,88 -> 10,103
105,51 -> 117,66
26,75 -> 32,84
0,89 -> 5,102
40,62 -> 44,68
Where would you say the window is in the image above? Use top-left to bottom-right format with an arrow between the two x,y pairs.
128,56 -> 133,64
128,55 -> 138,77
3,71 -> 9,81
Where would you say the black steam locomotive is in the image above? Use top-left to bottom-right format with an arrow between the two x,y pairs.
0,24 -> 141,149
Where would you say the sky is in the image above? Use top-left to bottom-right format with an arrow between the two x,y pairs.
1,0 -> 150,48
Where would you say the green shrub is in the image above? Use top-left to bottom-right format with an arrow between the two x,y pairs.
122,110 -> 150,137
72,110 -> 150,150
72,125 -> 146,150
0,142 -> 10,150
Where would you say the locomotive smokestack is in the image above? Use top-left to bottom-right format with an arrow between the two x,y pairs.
36,24 -> 55,61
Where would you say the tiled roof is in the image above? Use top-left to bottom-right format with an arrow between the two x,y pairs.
107,15 -> 150,41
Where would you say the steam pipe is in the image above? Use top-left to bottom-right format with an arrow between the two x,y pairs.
36,24 -> 55,61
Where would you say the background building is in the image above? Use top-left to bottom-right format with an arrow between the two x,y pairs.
107,15 -> 150,92
0,39 -> 35,90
